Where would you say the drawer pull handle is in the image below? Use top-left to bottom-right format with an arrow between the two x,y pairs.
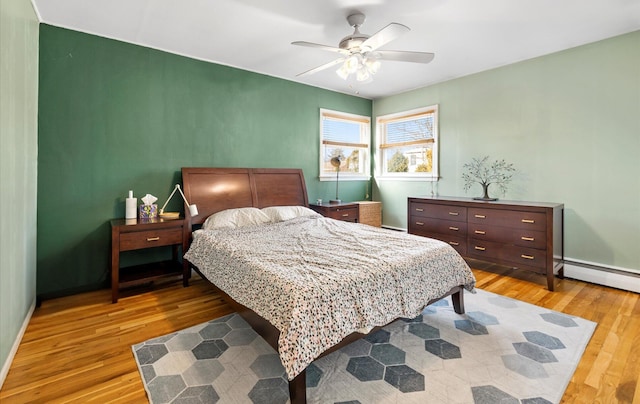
449,226 -> 459,231
416,222 -> 424,226
146,237 -> 160,242
521,254 -> 535,260
474,246 -> 486,251
448,212 -> 459,216
521,219 -> 535,224
474,230 -> 486,235
449,241 -> 459,246
475,214 -> 486,219
521,236 -> 535,241
415,208 -> 424,212
342,214 -> 349,217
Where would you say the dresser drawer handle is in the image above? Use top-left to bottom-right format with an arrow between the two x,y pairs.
342,213 -> 349,217
475,214 -> 486,219
521,219 -> 535,224
521,236 -> 535,241
474,230 -> 486,235
146,237 -> 160,242
449,241 -> 459,246
415,222 -> 424,226
521,254 -> 535,260
415,208 -> 424,212
449,226 -> 459,231
474,246 -> 486,251
448,212 -> 459,216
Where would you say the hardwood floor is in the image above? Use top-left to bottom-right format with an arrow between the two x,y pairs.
1,264 -> 638,403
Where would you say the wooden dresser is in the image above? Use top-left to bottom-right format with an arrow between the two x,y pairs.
408,196 -> 564,291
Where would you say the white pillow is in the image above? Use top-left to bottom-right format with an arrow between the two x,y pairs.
203,207 -> 272,230
261,206 -> 321,222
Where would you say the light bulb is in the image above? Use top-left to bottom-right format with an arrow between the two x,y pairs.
336,64 -> 349,80
356,66 -> 370,82
344,54 -> 360,73
365,57 -> 381,74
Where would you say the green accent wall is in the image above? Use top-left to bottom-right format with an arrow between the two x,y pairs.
37,25 -> 371,296
373,31 -> 640,271
1,0 -> 39,376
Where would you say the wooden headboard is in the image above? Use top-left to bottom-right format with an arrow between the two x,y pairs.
181,167 -> 309,225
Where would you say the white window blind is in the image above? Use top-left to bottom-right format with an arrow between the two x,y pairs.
320,109 -> 371,179
376,106 -> 439,179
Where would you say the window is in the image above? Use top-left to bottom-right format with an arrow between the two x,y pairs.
320,109 -> 371,180
376,105 -> 438,180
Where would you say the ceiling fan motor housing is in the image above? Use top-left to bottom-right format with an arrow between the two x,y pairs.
339,33 -> 369,52
340,13 -> 370,52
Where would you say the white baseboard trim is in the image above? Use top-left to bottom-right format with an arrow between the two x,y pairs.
0,298 -> 36,389
564,260 -> 640,293
381,225 -> 406,232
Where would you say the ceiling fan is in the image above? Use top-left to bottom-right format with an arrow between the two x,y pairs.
292,13 -> 434,82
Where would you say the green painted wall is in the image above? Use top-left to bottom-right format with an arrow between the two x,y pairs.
0,0 -> 39,376
37,25 -> 372,296
373,31 -> 640,271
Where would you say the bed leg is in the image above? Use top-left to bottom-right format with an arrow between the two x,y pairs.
288,369 -> 306,404
452,290 -> 465,314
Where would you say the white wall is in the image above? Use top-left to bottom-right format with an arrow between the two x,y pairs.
0,0 -> 39,386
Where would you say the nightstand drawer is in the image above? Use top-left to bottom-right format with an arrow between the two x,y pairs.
327,207 -> 358,222
120,228 -> 183,251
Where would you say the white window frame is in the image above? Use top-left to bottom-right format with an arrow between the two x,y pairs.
376,105 -> 439,181
319,109 -> 371,181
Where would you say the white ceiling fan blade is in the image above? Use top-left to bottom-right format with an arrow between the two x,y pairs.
362,23 -> 410,51
296,58 -> 344,77
291,41 -> 349,55
377,50 -> 435,64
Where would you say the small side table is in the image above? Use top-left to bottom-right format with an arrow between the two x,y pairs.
110,217 -> 190,303
356,201 -> 382,227
309,202 -> 359,223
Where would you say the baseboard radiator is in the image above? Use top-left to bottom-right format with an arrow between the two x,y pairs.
563,259 -> 640,293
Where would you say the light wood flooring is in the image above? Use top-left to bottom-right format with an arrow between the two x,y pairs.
1,263 -> 639,403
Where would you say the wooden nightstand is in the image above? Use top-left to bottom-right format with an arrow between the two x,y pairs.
309,202 -> 359,223
110,217 -> 190,303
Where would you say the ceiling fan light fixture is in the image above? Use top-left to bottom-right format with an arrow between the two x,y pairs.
336,64 -> 350,80
364,53 -> 381,74
345,54 -> 360,73
356,66 -> 370,82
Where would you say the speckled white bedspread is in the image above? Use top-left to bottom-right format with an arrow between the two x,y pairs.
184,216 -> 476,380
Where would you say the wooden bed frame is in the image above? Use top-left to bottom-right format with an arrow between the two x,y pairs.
181,167 -> 465,404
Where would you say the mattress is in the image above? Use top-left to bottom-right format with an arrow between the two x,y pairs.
184,215 -> 476,379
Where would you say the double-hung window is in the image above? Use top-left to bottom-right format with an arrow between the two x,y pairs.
319,109 -> 371,180
376,105 -> 439,180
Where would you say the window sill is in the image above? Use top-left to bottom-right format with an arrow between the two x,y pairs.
375,175 -> 439,182
319,175 -> 371,182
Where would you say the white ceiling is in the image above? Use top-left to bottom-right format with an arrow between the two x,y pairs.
32,0 -> 640,99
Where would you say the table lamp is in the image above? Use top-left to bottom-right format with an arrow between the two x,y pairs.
159,184 -> 198,218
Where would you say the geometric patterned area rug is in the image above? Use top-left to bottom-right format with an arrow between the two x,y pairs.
132,289 -> 596,404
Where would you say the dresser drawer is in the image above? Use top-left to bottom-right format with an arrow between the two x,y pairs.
468,208 -> 546,231
467,239 -> 546,270
410,202 -> 467,222
326,207 -> 358,222
410,230 -> 467,256
120,228 -> 183,251
410,217 -> 467,237
468,224 -> 546,249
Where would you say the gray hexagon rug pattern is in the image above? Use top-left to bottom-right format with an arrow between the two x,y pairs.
132,289 -> 595,403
